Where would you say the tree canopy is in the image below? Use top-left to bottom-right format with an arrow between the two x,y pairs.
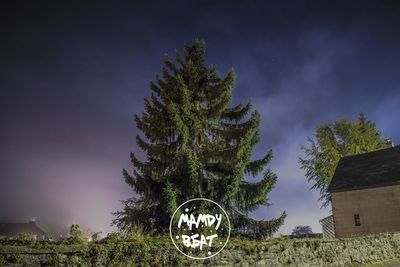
299,113 -> 385,207
113,40 -> 285,238
291,225 -> 313,237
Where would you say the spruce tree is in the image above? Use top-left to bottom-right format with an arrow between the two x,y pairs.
113,40 -> 285,237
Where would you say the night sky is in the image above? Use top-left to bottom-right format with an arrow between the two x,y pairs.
1,1 -> 400,235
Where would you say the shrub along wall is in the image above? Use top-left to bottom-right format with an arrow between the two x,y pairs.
1,233 -> 400,266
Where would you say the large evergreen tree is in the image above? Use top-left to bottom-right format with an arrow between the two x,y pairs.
299,113 -> 385,208
113,40 -> 285,237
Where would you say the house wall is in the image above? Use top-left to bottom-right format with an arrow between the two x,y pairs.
331,184 -> 400,237
320,215 -> 335,238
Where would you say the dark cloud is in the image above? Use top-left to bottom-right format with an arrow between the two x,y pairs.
1,0 -> 400,234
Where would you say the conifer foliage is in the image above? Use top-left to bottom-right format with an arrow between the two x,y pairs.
113,40 -> 285,237
299,113 -> 384,208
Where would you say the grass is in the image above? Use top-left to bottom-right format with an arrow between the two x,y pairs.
363,258 -> 400,267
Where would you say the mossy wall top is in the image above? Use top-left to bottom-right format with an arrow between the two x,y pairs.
1,233 -> 400,266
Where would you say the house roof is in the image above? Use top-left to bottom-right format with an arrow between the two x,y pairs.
0,221 -> 46,237
328,145 -> 400,193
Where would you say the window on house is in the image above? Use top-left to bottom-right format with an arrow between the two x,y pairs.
354,214 -> 361,226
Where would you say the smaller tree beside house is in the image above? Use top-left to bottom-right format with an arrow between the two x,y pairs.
299,113 -> 385,208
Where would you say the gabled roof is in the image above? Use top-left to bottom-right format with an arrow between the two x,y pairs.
328,145 -> 400,193
0,221 -> 46,237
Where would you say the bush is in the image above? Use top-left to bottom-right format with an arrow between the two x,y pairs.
68,224 -> 88,244
124,224 -> 147,242
91,232 -> 102,242
101,232 -> 122,244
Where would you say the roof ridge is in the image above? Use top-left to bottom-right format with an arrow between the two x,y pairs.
340,145 -> 400,159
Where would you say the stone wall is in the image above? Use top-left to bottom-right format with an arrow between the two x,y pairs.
1,233 -> 400,266
207,233 -> 400,266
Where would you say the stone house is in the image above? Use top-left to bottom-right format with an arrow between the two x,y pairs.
322,144 -> 400,238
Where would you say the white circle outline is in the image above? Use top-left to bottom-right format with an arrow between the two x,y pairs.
169,198 -> 231,260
